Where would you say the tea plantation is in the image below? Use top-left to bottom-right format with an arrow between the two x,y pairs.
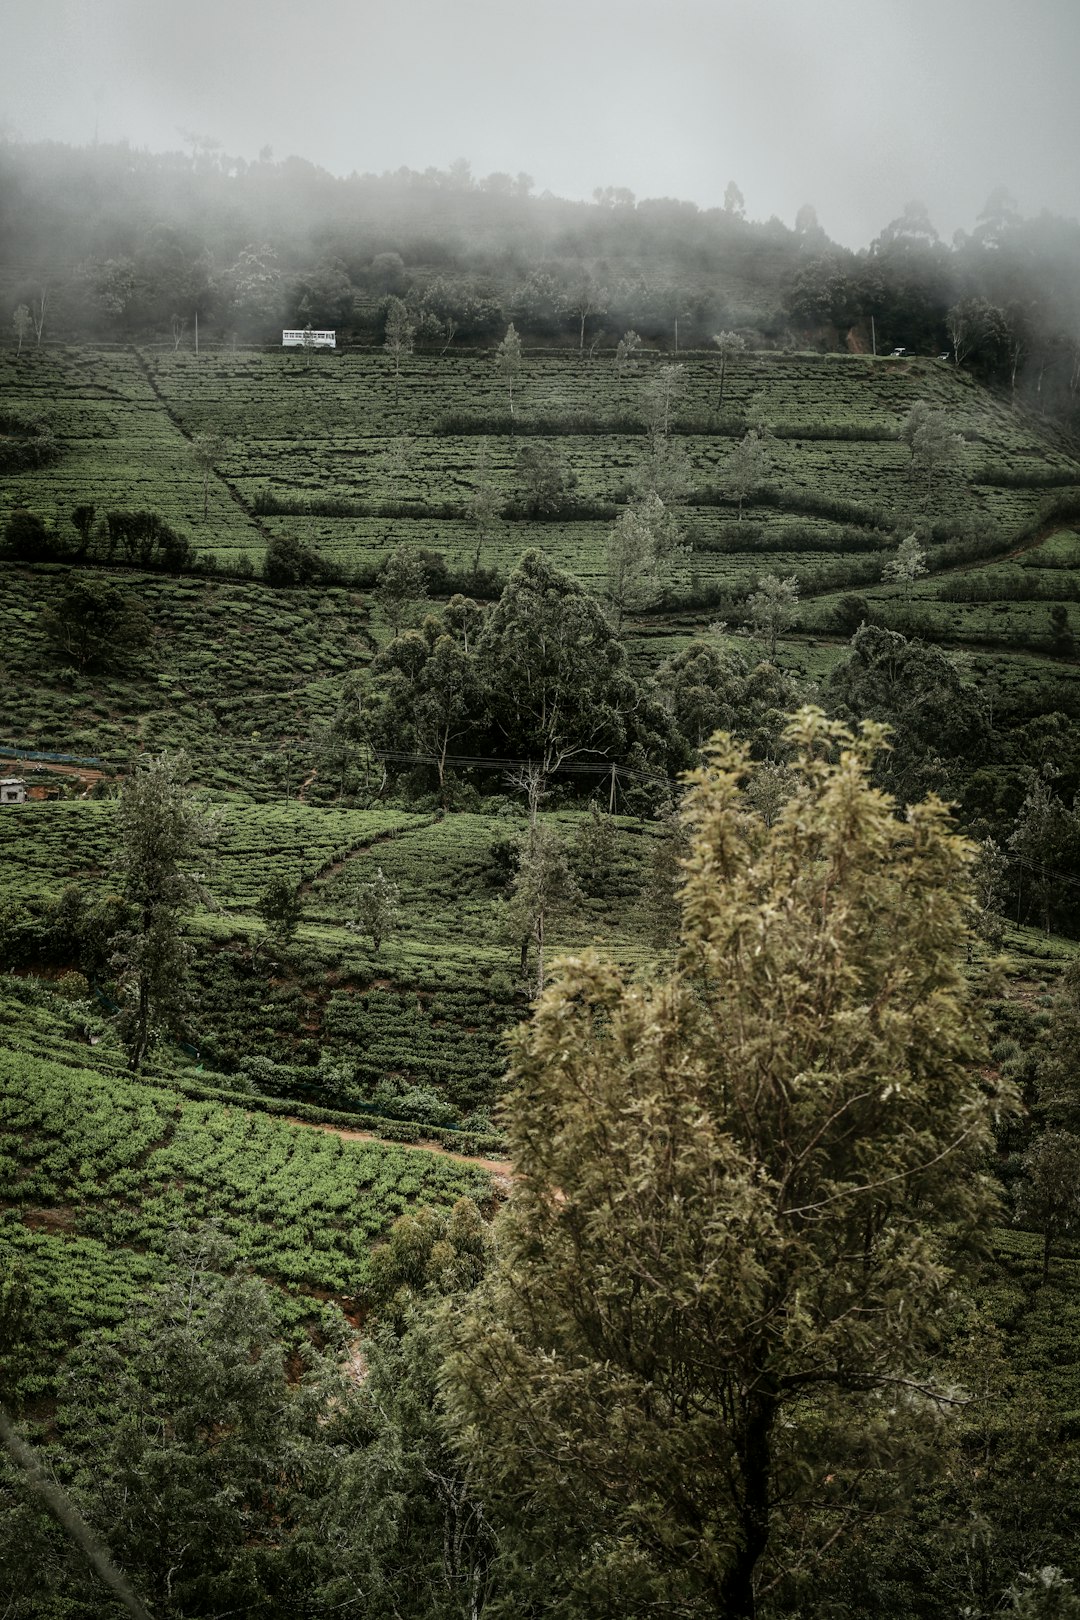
3,336 -> 1080,1536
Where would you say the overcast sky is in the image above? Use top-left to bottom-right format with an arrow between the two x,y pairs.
3,0 -> 1078,247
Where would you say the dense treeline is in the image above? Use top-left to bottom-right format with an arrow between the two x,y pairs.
4,140 -> 1080,430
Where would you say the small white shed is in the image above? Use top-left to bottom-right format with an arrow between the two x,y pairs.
0,778 -> 27,805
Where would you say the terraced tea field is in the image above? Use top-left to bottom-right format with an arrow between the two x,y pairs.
0,799 -> 423,907
0,797 -> 664,1113
6,346 -> 1078,609
0,346 -> 262,553
0,566 -> 373,788
0,1046 -> 493,1401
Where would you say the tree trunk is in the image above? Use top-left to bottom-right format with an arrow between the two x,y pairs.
719,1392 -> 777,1620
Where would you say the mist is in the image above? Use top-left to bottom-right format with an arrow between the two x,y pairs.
3,0 -> 1079,248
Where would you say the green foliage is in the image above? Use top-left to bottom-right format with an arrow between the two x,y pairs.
345,865 -> 402,953
112,753 -> 214,1070
190,431 -> 227,522
513,441 -> 578,517
2,506 -> 60,562
0,1047 -> 493,1314
1034,963 -> 1080,1128
901,400 -> 964,513
1017,1131 -> 1080,1279
827,624 -> 992,802
724,427 -> 771,518
747,571 -> 800,657
494,322 -> 522,414
371,622 -> 483,788
104,508 -> 195,570
374,542 -> 430,635
659,640 -> 801,757
256,873 -> 303,947
383,294 -> 415,376
325,1201 -> 499,1618
606,490 -> 683,629
883,531 -> 929,598
0,409 -> 58,472
477,549 -> 640,774
642,361 -> 685,435
262,531 -> 328,586
571,801 -> 618,896
446,710 -> 1011,1617
39,577 -> 154,674
502,821 -> 580,994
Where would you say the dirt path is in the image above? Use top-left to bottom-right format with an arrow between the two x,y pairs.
284,1115 -> 513,1178
941,518 -> 1079,576
297,812 -> 441,899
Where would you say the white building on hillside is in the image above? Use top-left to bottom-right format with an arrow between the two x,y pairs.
1,778 -> 27,805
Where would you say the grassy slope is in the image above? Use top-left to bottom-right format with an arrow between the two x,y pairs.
0,566 -> 374,783
0,797 -> 663,1107
3,340 -> 1079,1420
4,343 -> 1078,683
0,1043 -> 493,1404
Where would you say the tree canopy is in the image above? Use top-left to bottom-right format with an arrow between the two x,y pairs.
445,710 -> 1009,1619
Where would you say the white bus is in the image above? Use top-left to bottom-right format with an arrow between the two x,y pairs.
282,329 -> 336,348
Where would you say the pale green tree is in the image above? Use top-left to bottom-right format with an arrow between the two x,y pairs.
445,710 -> 1008,1620
725,428 -> 770,519
346,866 -> 402,953
883,532 -> 929,599
747,572 -> 799,658
383,296 -> 415,378
642,362 -> 685,435
606,490 -> 683,631
900,402 -> 963,512
632,430 -> 693,506
190,432 -> 227,522
711,329 -> 746,413
970,836 -> 1009,948
614,328 -> 642,376
12,305 -> 32,356
502,821 -> 580,995
111,753 -> 214,1072
495,323 -> 523,416
465,440 -> 503,560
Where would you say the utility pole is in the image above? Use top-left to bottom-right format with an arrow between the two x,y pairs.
871,314 -> 876,357
194,310 -> 199,356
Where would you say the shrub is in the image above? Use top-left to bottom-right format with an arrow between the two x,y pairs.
3,507 -> 64,562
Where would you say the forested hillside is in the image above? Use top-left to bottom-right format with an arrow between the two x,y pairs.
3,137 -> 1080,1620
